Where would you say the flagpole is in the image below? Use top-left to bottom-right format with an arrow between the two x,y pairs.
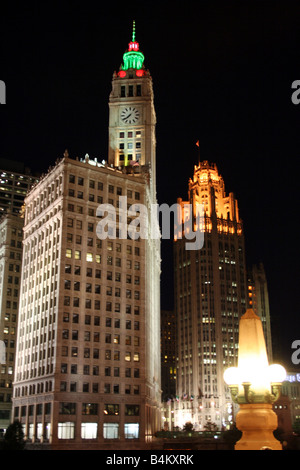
196,140 -> 200,166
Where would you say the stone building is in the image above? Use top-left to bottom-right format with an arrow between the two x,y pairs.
174,160 -> 247,430
12,23 -> 161,450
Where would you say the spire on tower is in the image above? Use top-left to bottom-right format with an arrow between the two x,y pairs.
132,20 -> 136,42
121,21 -> 145,71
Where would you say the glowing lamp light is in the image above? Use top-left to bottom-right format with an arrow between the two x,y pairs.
223,309 -> 286,450
118,70 -> 126,78
223,367 -> 241,386
136,69 -> 144,77
267,364 -> 286,384
223,310 -> 286,404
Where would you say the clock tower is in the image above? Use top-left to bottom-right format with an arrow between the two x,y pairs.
109,22 -> 161,443
108,21 -> 157,189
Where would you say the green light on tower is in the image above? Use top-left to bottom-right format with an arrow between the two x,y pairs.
121,21 -> 145,71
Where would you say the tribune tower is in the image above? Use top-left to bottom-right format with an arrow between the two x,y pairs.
174,161 -> 247,430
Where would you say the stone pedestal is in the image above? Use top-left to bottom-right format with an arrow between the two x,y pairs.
235,403 -> 282,450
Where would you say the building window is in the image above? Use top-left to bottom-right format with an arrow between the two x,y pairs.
58,422 -> 75,439
82,403 -> 98,415
125,352 -> 131,362
81,423 -> 97,439
125,405 -> 140,416
103,423 -> 119,439
124,423 -> 139,439
104,404 -> 119,415
59,402 -> 76,415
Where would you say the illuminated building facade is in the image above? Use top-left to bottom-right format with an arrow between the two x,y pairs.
12,24 -> 161,449
174,160 -> 247,430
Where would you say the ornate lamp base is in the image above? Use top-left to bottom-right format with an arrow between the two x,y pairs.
235,403 -> 282,450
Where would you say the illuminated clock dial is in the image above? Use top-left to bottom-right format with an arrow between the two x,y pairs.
121,107 -> 139,124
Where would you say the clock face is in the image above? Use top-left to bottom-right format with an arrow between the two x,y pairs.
120,107 -> 140,124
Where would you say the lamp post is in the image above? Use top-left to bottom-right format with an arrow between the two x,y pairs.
223,309 -> 286,450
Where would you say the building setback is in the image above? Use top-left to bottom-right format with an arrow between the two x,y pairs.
0,158 -> 39,216
12,24 -> 161,450
0,159 -> 39,433
173,160 -> 247,430
0,213 -> 24,432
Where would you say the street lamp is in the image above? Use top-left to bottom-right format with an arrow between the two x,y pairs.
223,309 -> 286,450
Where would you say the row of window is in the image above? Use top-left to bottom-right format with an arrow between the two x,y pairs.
65,248 -> 101,263
7,251 -> 22,260
65,251 -> 141,272
59,381 -> 140,395
14,363 -> 141,396
64,276 -> 140,291
68,175 -> 140,200
62,320 -> 140,336
61,361 -> 140,374
5,288 -> 19,297
60,346 -> 141,361
121,84 -> 142,97
15,400 -> 139,417
68,185 -> 141,200
59,402 -> 140,416
65,255 -> 141,270
66,217 -> 143,240
68,201 -> 143,216
6,275 -> 20,284
119,131 -> 141,139
63,301 -> 140,320
119,142 -> 141,150
20,421 -> 140,440
63,292 -> 140,308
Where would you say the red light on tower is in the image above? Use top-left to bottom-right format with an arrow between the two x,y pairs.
136,69 -> 144,77
128,21 -> 139,52
118,70 -> 126,78
128,41 -> 139,51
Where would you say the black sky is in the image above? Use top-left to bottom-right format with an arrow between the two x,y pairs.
0,1 -> 299,369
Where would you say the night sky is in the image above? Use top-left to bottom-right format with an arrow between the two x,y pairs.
1,1 -> 299,369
